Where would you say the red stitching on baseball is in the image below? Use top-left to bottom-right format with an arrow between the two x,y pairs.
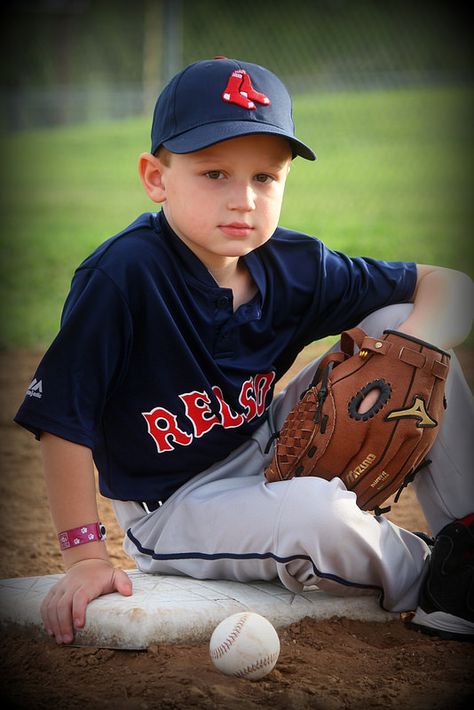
234,651 -> 279,678
210,613 -> 249,660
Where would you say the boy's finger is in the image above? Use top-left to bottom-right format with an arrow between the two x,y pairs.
71,586 -> 90,629
41,589 -> 63,642
55,592 -> 75,644
114,569 -> 133,596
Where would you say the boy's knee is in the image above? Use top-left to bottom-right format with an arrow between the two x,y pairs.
277,476 -> 356,535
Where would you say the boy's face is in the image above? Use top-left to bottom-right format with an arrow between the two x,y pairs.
151,134 -> 292,271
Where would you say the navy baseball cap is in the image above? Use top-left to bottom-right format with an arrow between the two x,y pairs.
150,57 -> 316,161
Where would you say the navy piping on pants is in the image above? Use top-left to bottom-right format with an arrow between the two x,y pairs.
126,528 -> 388,609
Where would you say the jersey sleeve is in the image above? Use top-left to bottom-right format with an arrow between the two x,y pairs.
305,242 -> 417,340
14,267 -> 132,448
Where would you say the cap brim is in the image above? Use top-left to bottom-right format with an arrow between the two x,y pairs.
161,120 -> 316,161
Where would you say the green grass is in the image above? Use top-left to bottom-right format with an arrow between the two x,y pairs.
0,84 -> 472,348
282,86 -> 473,264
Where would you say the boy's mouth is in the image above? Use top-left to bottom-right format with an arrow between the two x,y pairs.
219,222 -> 254,238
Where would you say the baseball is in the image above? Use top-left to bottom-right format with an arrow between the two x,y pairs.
209,612 -> 280,680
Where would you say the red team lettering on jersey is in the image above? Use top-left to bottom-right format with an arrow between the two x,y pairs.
142,372 -> 275,453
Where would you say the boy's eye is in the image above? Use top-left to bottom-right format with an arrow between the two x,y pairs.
205,170 -> 224,180
254,174 -> 273,184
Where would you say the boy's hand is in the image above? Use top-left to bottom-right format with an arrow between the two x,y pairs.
40,558 -> 133,645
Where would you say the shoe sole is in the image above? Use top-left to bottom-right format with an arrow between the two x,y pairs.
409,608 -> 474,642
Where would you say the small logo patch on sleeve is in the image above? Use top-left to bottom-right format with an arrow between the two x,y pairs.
26,378 -> 43,399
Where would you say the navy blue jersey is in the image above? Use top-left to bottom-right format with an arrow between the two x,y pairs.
15,211 -> 417,502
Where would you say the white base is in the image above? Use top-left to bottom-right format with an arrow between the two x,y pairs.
0,570 -> 396,649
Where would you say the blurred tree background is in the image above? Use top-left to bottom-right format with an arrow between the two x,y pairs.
0,0 -> 472,348
1,0 -> 471,130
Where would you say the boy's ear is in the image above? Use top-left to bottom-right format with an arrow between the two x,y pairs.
138,152 -> 167,203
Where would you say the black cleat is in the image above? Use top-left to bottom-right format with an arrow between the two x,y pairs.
409,516 -> 474,642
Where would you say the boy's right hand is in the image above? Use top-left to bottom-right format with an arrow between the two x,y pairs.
40,558 -> 133,645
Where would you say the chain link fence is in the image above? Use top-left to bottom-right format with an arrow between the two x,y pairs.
1,0 -> 471,131
0,0 -> 472,348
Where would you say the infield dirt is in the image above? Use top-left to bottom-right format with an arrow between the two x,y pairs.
1,348 -> 473,709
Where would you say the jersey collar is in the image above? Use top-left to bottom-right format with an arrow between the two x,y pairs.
155,210 -> 267,306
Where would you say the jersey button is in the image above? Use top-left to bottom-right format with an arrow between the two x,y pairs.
217,296 -> 230,308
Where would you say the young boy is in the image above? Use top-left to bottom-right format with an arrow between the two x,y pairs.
15,58 -> 474,646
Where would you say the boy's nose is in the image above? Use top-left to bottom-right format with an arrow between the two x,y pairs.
228,182 -> 256,212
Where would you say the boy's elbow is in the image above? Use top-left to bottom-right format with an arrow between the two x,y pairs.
452,268 -> 474,304
416,264 -> 473,295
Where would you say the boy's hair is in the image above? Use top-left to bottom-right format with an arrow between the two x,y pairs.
155,145 -> 172,165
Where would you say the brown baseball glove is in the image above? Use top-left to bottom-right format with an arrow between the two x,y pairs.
265,329 -> 450,512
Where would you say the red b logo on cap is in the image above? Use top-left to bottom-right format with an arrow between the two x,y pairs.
222,70 -> 271,110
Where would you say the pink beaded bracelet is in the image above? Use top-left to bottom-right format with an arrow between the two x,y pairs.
58,522 -> 106,551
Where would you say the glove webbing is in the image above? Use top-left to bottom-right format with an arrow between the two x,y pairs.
264,359 -> 337,455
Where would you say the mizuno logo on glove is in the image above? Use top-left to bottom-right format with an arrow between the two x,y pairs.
385,396 -> 437,428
